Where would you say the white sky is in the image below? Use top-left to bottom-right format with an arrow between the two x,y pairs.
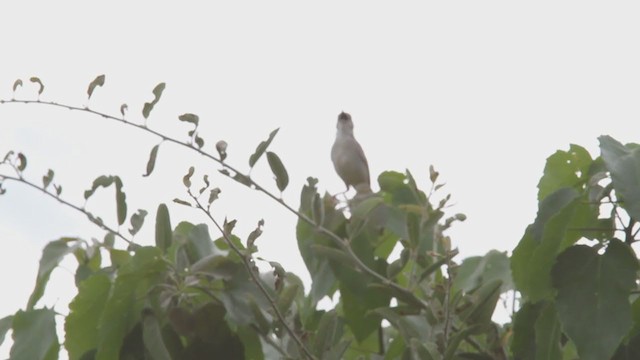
1,1 -> 640,357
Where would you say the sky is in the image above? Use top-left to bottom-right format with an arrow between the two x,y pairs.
1,1 -> 640,357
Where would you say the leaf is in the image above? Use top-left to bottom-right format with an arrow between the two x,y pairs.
87,74 -> 105,99
246,219 -> 263,249
96,247 -> 167,360
194,135 -> 204,149
178,113 -> 199,128
65,274 -> 111,360
277,283 -> 299,315
249,128 -> 279,168
452,250 -> 512,294
143,144 -> 160,177
599,135 -> 640,220
54,184 -> 62,196
459,279 -> 502,325
429,164 -> 439,183
173,198 -> 192,207
312,311 -> 344,356
537,144 -> 592,201
142,82 -> 166,119
42,169 -> 54,189
84,175 -> 114,200
552,240 -> 639,360
534,303 -> 562,360
114,176 -> 127,226
128,209 -> 148,236
183,166 -> 194,188
27,238 -> 81,310
12,79 -> 22,92
266,151 -> 289,192
120,104 -> 128,116
142,309 -> 172,360
17,152 -> 27,171
29,76 -> 44,95
208,188 -> 221,206
511,303 -> 542,359
216,140 -> 228,161
0,315 -> 13,346
155,204 -> 172,252
10,308 -> 59,360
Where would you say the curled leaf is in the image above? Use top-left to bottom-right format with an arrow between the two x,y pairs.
54,184 -> 62,196
194,135 -> 204,149
17,152 -> 27,171
129,209 -> 148,236
143,144 -> 160,177
183,166 -> 195,188
29,77 -> 44,95
247,219 -> 264,249
178,113 -> 199,128
12,79 -> 22,92
208,188 -> 221,206
223,218 -> 237,237
142,82 -> 166,119
42,169 -> 54,189
120,104 -> 128,117
216,140 -> 228,161
84,175 -> 114,200
429,165 -> 439,183
199,175 -> 210,194
87,74 -> 105,99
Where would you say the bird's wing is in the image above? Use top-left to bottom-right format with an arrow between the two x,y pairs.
354,140 -> 370,186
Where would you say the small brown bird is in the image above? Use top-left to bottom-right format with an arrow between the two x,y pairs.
331,112 -> 372,194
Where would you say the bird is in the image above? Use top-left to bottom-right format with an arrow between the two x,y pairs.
331,111 -> 372,195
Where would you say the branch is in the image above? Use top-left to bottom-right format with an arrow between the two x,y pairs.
0,174 -> 132,244
0,98 -> 430,310
187,189 -> 316,360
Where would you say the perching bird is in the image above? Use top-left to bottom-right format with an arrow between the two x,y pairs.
331,112 -> 372,194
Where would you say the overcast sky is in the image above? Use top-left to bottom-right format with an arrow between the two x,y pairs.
2,1 -> 640,357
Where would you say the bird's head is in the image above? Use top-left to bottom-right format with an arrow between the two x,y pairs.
337,111 -> 354,132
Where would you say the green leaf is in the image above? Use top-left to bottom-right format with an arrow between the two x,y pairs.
87,74 -> 105,99
266,151 -> 289,192
216,140 -> 228,161
28,237 -> 81,310
29,76 -> 44,95
459,279 -> 502,325
184,223 -> 215,264
143,144 -> 160,177
511,302 -> 542,359
537,144 -> 592,201
277,283 -> 299,315
115,176 -> 127,226
0,315 -> 13,346
552,240 -> 639,360
13,79 -> 22,92
142,82 -> 166,119
534,303 -> 562,360
599,135 -> 640,220
10,308 -> 58,360
312,310 -> 344,356
249,128 -> 279,168
452,250 -> 512,294
178,113 -> 199,128
65,274 -> 111,360
42,169 -> 54,189
128,209 -> 147,236
96,247 -> 167,360
155,204 -> 172,252
142,310 -> 172,360
120,104 -> 128,116
511,188 -> 598,302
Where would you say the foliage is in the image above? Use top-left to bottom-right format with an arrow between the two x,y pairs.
1,76 -> 639,360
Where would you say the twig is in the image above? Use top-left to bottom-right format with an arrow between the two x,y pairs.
187,190 -> 316,360
0,174 -> 132,244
